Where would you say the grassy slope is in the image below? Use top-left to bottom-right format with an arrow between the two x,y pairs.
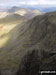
0,14 -> 27,69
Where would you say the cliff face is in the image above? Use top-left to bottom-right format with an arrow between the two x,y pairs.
0,12 -> 56,75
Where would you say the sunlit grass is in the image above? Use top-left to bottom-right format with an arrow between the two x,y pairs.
0,35 -> 10,48
0,24 -> 17,48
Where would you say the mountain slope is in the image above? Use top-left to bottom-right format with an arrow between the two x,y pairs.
7,7 -> 43,19
33,9 -> 42,14
7,6 -> 20,13
0,11 -> 56,74
15,9 -> 43,19
0,13 -> 26,24
15,8 -> 32,16
0,12 -> 8,18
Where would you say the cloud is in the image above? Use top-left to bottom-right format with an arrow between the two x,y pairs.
16,0 -> 56,7
38,0 -> 56,7
0,0 -> 56,7
39,0 -> 56,5
16,0 -> 56,6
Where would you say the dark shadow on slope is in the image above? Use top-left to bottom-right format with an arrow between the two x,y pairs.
16,49 -> 56,75
16,50 -> 40,75
0,71 -> 1,75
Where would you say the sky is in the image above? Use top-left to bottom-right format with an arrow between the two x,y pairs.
0,0 -> 56,7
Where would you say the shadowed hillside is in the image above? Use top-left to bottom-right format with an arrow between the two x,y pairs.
0,11 -> 56,75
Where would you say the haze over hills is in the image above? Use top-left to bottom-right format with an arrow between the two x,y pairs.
0,6 -> 43,19
0,11 -> 56,75
7,6 -> 43,19
40,7 -> 56,13
0,6 -> 56,13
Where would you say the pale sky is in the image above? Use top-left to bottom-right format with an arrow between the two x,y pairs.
0,0 -> 56,7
